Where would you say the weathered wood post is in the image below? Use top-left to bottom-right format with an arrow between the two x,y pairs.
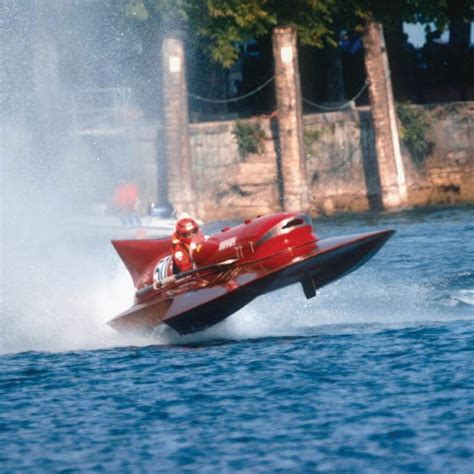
161,34 -> 195,215
362,20 -> 407,208
272,26 -> 309,213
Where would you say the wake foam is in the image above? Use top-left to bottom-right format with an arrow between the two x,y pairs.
135,268 -> 473,347
447,289 -> 474,307
2,244 -> 472,355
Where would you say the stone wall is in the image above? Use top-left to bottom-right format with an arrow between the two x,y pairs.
185,102 -> 474,220
189,118 -> 280,219
302,110 -> 377,215
401,102 -> 474,206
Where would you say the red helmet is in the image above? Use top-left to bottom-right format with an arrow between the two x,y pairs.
175,217 -> 200,244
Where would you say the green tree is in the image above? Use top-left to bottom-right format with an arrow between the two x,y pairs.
124,0 -> 463,70
184,0 -> 464,68
187,0 -> 338,67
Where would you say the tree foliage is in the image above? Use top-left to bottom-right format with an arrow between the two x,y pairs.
188,0 -> 470,66
124,0 -> 340,67
124,0 -> 472,67
188,0 -> 339,67
187,0 -> 276,67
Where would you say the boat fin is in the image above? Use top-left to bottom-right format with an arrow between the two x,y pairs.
301,278 -> 317,299
112,238 -> 171,286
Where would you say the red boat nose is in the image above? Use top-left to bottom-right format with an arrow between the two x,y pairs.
304,229 -> 396,289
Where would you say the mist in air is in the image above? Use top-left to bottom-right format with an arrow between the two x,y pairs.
1,1 -> 144,354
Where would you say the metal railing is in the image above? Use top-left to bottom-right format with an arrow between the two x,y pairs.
70,87 -> 133,133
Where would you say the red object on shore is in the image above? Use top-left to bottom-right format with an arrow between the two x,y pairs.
112,182 -> 139,212
109,212 -> 395,335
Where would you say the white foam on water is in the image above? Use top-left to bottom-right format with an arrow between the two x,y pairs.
3,247 -> 472,355
1,249 -> 146,355
135,267 -> 473,346
448,289 -> 474,307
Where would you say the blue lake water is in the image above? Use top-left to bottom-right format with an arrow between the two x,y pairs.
1,205 -> 473,472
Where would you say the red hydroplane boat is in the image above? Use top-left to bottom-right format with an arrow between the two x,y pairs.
108,212 -> 394,335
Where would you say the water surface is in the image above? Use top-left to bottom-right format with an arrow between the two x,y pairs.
1,205 -> 473,472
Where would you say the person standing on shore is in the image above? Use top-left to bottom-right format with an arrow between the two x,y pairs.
112,179 -> 142,227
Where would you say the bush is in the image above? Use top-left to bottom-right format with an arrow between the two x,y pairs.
232,121 -> 265,159
397,103 -> 434,166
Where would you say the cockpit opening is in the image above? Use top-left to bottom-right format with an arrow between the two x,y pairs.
282,217 -> 305,229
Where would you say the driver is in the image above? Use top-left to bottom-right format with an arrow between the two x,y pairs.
171,217 -> 204,274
